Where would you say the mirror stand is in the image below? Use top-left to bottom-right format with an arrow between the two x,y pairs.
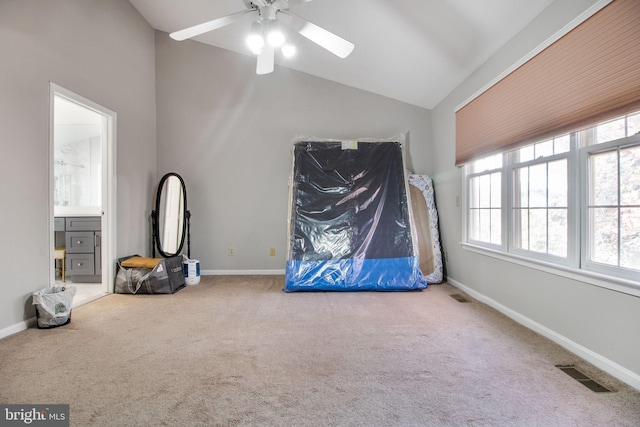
151,172 -> 191,259
185,210 -> 191,259
151,209 -> 191,258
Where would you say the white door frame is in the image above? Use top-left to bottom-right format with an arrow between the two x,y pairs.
49,83 -> 117,293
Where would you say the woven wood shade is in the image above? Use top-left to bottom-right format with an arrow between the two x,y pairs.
455,0 -> 640,166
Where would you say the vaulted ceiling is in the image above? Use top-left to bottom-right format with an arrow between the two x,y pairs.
129,0 -> 554,109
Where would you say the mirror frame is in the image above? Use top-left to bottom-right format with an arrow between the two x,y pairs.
152,172 -> 190,258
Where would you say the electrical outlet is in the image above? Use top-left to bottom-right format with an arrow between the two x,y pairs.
228,248 -> 234,256
269,248 -> 276,256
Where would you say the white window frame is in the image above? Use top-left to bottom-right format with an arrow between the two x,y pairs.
580,133 -> 640,283
464,160 -> 505,251
507,136 -> 578,268
462,114 -> 640,298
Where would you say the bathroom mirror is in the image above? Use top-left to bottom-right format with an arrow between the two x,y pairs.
53,94 -> 104,216
152,172 -> 190,258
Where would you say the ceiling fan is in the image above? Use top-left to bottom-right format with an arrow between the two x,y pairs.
170,0 -> 355,75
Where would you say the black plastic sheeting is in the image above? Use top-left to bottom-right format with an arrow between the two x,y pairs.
285,139 -> 426,291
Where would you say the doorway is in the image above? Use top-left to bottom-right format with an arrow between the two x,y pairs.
49,83 -> 116,307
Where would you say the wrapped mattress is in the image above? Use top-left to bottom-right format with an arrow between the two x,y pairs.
284,138 -> 427,291
408,174 -> 444,283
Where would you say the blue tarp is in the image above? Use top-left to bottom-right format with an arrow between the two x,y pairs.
285,258 -> 426,291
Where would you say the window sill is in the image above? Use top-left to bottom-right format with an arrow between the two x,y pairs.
461,242 -> 640,298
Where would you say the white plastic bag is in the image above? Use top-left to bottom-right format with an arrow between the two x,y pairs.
32,286 -> 76,328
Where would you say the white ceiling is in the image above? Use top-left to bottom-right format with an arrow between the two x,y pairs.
129,0 -> 554,109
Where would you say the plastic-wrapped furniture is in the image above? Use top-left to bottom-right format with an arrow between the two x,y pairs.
408,174 -> 444,283
285,138 -> 426,291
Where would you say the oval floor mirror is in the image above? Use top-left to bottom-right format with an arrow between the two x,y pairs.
152,172 -> 191,258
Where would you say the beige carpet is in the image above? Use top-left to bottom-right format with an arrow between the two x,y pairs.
1,276 -> 639,426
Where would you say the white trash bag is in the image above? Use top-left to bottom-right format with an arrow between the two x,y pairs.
32,286 -> 76,329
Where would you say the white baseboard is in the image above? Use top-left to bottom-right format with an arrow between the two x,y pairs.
201,269 -> 285,276
447,277 -> 640,391
0,317 -> 36,340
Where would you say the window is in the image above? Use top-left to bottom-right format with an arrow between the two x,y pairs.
583,114 -> 640,280
464,111 -> 640,290
466,154 -> 502,247
511,135 -> 570,260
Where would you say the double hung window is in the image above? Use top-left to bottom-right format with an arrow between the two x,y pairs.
467,154 -> 502,246
511,135 -> 571,261
464,112 -> 640,289
583,113 -> 640,280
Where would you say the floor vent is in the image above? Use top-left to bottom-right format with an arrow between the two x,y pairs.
450,294 -> 471,303
556,365 -> 615,393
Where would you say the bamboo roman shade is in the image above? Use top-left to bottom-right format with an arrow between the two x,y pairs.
455,0 -> 640,166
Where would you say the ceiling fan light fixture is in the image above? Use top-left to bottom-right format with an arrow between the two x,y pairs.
267,27 -> 285,47
246,20 -> 264,54
247,33 -> 264,55
281,43 -> 296,58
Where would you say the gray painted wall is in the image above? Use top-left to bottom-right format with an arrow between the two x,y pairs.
430,0 -> 640,384
0,0 -> 156,331
155,33 -> 432,271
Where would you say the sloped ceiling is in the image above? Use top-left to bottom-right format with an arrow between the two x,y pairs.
129,0 -> 554,109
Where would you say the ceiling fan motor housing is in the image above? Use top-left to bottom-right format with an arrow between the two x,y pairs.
244,0 -> 290,13
261,6 -> 278,21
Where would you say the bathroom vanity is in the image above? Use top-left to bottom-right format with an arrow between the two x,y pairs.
55,216 -> 101,282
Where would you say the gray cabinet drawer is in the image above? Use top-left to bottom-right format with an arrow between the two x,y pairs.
57,217 -> 101,278
66,232 -> 96,253
66,217 -> 101,231
66,253 -> 95,276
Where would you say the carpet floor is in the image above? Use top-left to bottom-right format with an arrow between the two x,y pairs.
1,275 -> 639,426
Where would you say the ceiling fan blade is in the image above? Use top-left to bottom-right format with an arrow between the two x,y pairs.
278,11 -> 354,59
170,9 -> 256,41
256,44 -> 275,75
271,0 -> 308,9
285,0 -> 314,7
270,0 -> 289,8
